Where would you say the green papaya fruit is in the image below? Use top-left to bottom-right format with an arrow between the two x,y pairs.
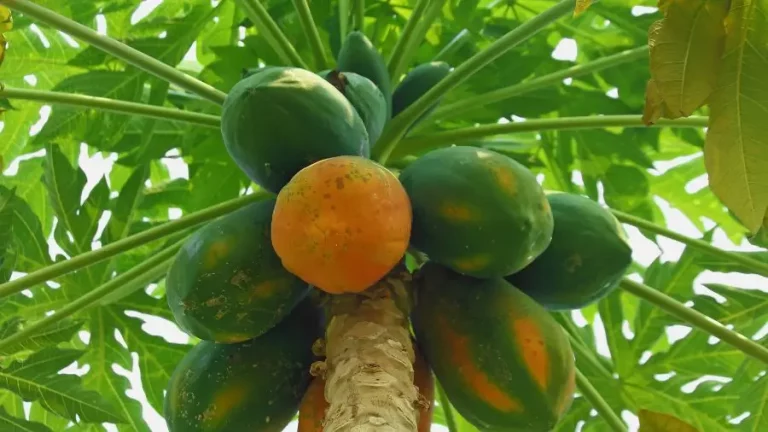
505,192 -> 633,310
221,67 -> 370,193
166,198 -> 311,343
392,61 -> 451,127
325,70 -> 388,144
164,299 -> 323,432
337,31 -> 392,118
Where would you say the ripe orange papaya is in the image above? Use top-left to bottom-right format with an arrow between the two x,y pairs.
271,156 -> 412,294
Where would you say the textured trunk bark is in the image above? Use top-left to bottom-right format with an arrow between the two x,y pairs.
314,266 -> 419,432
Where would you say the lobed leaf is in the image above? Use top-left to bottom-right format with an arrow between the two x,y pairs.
644,0 -> 728,121
0,348 -> 124,424
0,406 -> 53,432
703,0 -> 768,232
0,317 -> 84,356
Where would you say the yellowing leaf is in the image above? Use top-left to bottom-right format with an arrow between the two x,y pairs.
0,5 -> 10,67
643,79 -> 676,125
704,0 -> 768,233
574,0 -> 593,16
638,409 -> 701,432
647,0 -> 728,118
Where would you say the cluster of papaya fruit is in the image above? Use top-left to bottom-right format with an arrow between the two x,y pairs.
162,30 -> 634,432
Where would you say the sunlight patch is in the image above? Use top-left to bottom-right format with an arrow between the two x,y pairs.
552,38 -> 577,62
29,24 -> 51,48
95,14 -> 108,36
28,105 -> 51,137
131,0 -> 164,25
632,6 -> 659,16
23,74 -> 38,86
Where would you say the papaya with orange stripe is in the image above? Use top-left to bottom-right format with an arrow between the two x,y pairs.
398,146 -> 554,278
166,198 -> 311,343
164,298 -> 323,432
411,262 -> 576,431
297,346 -> 435,431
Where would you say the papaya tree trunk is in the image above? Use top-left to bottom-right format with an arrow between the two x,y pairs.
316,265 -> 420,431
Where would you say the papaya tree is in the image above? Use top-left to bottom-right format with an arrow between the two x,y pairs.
0,0 -> 766,431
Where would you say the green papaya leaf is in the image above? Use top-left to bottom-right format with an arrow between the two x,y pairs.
0,317 -> 84,356
0,348 -> 125,423
0,406 -> 53,432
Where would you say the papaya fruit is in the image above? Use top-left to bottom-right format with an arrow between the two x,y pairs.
399,146 -> 553,278
411,262 -> 576,431
271,155 -> 412,294
325,70 -> 388,145
337,31 -> 392,118
166,198 -> 311,343
392,61 -> 451,126
164,299 -> 323,432
297,347 -> 435,431
506,192 -> 633,310
220,66 -> 369,193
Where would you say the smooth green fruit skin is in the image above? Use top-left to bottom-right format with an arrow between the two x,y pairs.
337,31 -> 392,118
506,192 -> 633,310
399,146 -> 554,278
166,198 -> 311,343
325,71 -> 388,145
392,61 -> 451,125
221,67 -> 370,193
412,263 -> 576,431
164,299 -> 322,432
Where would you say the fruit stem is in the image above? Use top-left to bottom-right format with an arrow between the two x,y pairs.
321,267 -> 419,431
0,87 -> 221,129
353,0 -> 366,32
385,0 -> 432,84
235,0 -> 309,69
620,278 -> 768,365
575,369 -> 628,432
436,381 -> 459,432
390,115 -> 708,159
0,191 -> 271,300
373,0 -> 577,164
611,209 -> 768,277
291,0 -> 330,70
429,45 -> 650,120
0,242 -> 180,355
390,0 -> 447,86
0,0 -> 228,105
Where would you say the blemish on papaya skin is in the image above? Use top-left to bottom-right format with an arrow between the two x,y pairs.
440,203 -> 476,222
513,318 -> 550,392
200,382 -> 251,429
248,280 -> 280,300
451,254 -> 491,273
564,254 -> 582,273
439,317 -> 522,413
203,240 -> 231,270
335,177 -> 345,189
488,164 -> 518,195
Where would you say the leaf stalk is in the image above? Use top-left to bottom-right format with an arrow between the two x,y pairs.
0,87 -> 221,128
0,192 -> 270,300
430,45 -> 650,120
291,0 -> 329,70
235,0 -> 309,69
575,369 -> 628,432
0,242 -> 180,355
392,115 -> 708,158
386,0 -> 431,83
612,209 -> 768,277
0,0 -> 228,105
373,0 -> 578,164
620,278 -> 768,365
